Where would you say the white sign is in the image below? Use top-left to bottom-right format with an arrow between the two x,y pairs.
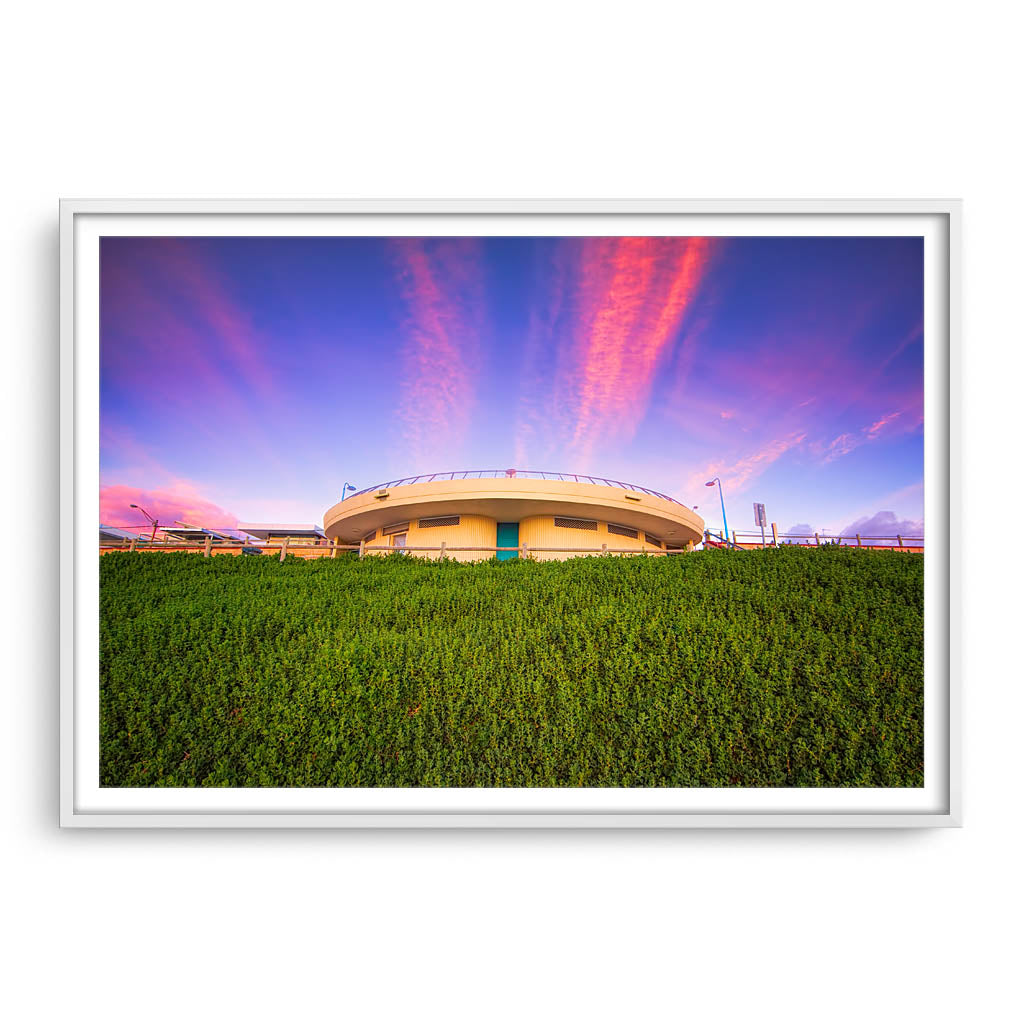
753,503 -> 766,527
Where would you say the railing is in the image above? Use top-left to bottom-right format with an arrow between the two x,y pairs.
345,469 -> 683,504
100,533 -> 926,560
101,525 -> 924,556
709,530 -> 924,551
99,538 -> 685,560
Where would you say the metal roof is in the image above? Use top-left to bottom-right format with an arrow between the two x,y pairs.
346,469 -> 682,504
99,525 -> 141,541
237,523 -> 326,540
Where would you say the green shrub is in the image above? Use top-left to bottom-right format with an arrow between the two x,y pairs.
99,547 -> 924,787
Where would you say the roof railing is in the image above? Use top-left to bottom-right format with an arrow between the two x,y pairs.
346,469 -> 683,504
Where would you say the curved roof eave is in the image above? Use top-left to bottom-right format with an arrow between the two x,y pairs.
323,479 -> 704,545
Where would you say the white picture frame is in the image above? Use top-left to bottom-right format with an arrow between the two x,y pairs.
60,199 -> 960,828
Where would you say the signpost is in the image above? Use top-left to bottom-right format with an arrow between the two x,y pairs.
753,502 -> 767,548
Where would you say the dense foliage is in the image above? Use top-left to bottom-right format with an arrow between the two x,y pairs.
100,547 -> 924,787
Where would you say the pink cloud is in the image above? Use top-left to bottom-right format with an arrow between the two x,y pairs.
813,409 -> 910,464
515,243 -> 571,466
100,483 -> 238,531
867,411 -> 901,438
100,240 -> 287,467
821,432 -> 859,463
153,239 -> 276,400
662,300 -> 922,486
516,237 -> 716,467
101,254 -> 225,400
878,319 -> 923,373
391,239 -> 485,469
671,295 -> 921,440
573,237 -> 715,462
687,432 -> 807,495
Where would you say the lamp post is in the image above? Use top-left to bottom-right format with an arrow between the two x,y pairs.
341,482 -> 357,501
705,478 -> 729,547
130,503 -> 159,543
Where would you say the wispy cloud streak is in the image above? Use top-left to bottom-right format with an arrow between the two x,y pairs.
687,432 -> 807,495
391,239 -> 485,468
101,238 -> 275,408
154,239 -> 276,401
815,408 -> 908,463
516,237 -> 715,467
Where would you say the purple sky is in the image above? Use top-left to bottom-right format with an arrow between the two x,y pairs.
99,235 -> 924,540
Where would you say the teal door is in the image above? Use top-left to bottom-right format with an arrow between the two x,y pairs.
496,522 -> 519,560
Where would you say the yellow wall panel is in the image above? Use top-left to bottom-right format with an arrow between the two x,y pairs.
519,516 -> 668,560
366,514 -> 497,562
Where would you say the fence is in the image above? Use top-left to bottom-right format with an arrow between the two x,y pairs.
99,533 -> 923,560
98,537 -> 689,560
706,525 -> 924,553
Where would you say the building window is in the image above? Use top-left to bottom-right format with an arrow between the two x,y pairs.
383,522 -> 410,536
363,529 -> 377,542
645,533 -> 663,548
607,523 -> 638,539
554,517 -> 598,531
391,533 -> 407,550
419,515 -> 460,528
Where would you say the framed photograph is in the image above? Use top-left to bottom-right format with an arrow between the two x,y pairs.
60,199 -> 959,827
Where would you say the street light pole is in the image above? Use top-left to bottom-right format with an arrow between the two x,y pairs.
130,503 -> 159,542
705,478 -> 729,547
341,482 -> 357,501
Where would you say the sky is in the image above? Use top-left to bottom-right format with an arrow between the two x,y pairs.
99,235 -> 924,540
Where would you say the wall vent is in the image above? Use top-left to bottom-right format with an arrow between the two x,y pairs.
554,517 -> 598,531
382,521 -> 411,536
645,533 -> 663,548
419,515 -> 460,529
607,523 -> 638,539
362,529 -> 377,542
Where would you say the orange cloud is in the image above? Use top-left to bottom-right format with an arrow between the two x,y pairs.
100,483 -> 238,531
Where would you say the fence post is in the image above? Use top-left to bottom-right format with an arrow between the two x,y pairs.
203,535 -> 213,557
279,537 -> 288,563
897,535 -> 903,550
359,539 -> 365,560
771,522 -> 778,547
856,533 -> 861,548
814,533 -> 820,547
439,540 -> 446,560
602,542 -> 607,555
129,537 -> 138,553
521,543 -> 529,560
331,537 -> 339,559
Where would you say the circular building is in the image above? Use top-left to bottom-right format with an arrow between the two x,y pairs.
323,470 -> 705,561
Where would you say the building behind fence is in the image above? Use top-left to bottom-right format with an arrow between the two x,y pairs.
100,470 -> 924,560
